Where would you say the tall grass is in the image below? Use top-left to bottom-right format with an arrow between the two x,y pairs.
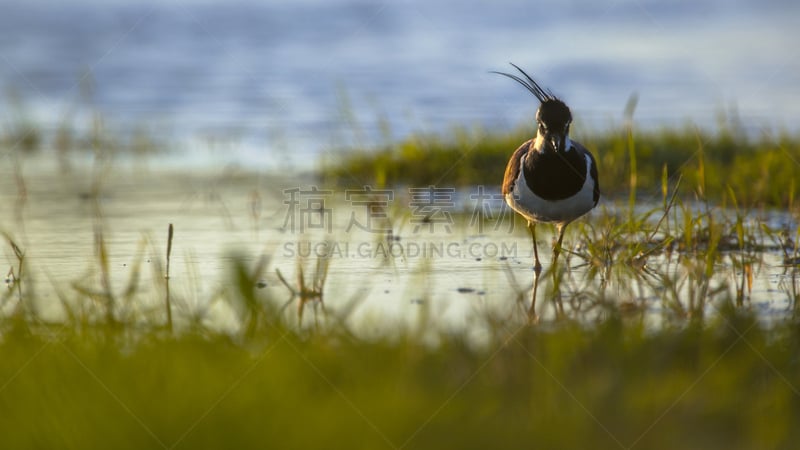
1,277 -> 798,449
165,223 -> 175,332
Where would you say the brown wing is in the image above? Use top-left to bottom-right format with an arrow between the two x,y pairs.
502,140 -> 532,196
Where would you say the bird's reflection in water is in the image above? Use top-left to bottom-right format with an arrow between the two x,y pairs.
527,260 -> 567,324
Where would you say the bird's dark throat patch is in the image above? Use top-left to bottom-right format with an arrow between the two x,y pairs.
523,147 -> 587,200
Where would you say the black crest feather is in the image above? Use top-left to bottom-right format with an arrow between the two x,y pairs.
491,63 -> 556,103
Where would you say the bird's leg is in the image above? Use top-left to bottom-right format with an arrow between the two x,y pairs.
551,223 -> 568,314
528,267 -> 541,324
552,222 -> 568,267
527,221 -> 542,323
528,221 -> 542,274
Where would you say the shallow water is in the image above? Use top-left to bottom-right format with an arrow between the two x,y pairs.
1,161 -> 797,334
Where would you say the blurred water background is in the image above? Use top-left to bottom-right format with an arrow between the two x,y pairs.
1,0 -> 798,170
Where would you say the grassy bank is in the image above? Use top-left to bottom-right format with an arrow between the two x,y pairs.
321,123 -> 800,208
1,298 -> 799,449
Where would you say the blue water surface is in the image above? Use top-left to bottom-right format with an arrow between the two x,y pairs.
1,0 -> 798,168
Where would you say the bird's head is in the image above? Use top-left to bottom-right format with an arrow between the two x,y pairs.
536,99 -> 572,153
492,63 -> 572,153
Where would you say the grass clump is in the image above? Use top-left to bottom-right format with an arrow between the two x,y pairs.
1,296 -> 799,450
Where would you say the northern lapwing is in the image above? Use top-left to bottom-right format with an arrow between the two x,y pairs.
494,63 -> 600,273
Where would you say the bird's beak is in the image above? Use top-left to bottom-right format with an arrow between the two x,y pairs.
548,133 -> 566,153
